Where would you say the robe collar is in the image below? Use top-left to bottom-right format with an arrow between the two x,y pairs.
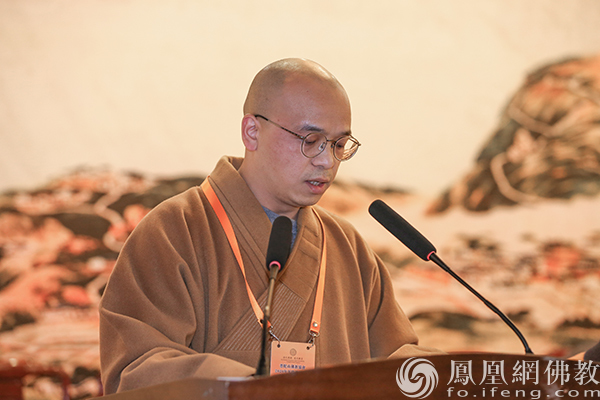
207,156 -> 323,301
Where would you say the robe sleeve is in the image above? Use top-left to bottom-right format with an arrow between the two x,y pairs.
99,199 -> 255,394
316,207 -> 445,361
362,239 -> 445,359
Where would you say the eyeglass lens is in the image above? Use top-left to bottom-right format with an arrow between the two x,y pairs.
302,133 -> 358,161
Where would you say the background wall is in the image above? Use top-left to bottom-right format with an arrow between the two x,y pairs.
1,1 -> 600,398
1,0 -> 599,195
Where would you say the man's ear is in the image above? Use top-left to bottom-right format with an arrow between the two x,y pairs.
241,114 -> 259,151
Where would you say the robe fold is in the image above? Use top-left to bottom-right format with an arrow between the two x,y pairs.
99,156 -> 433,394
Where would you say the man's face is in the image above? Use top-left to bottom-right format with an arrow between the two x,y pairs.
250,76 -> 352,218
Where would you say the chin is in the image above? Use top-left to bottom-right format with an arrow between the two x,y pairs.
298,196 -> 323,208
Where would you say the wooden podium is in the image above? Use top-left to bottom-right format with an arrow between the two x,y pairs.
100,353 -> 600,399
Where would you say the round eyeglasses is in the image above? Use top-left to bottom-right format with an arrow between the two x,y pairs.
255,114 -> 361,162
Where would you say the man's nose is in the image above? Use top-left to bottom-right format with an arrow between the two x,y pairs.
311,143 -> 336,168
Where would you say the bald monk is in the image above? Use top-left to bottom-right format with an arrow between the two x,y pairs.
99,58 -> 440,394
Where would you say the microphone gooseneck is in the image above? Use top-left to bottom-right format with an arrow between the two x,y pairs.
368,199 -> 534,355
256,216 -> 293,376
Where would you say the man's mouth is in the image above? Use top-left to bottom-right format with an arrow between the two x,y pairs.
308,180 -> 327,187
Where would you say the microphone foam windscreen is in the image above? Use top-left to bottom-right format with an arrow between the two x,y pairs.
368,199 -> 436,261
266,216 -> 293,270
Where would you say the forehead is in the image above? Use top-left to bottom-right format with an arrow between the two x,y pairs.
273,75 -> 352,135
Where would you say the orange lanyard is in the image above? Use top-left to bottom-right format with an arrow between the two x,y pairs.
201,179 -> 326,340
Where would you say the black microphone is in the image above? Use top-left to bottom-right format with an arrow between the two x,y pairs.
265,216 -> 293,272
368,199 -> 534,354
256,216 -> 293,376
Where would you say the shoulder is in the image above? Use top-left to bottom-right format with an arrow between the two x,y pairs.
151,185 -> 205,214
140,186 -> 206,226
117,185 -> 211,262
126,185 -> 210,244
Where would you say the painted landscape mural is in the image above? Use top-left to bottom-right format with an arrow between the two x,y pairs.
0,54 -> 599,399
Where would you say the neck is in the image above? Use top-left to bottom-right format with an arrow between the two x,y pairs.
238,159 -> 300,220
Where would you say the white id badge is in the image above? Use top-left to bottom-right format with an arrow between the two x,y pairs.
269,341 -> 316,375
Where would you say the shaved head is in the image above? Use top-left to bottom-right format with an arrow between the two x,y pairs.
239,58 -> 352,218
243,58 -> 348,116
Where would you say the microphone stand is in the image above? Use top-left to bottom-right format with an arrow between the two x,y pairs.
256,263 -> 281,376
429,253 -> 534,354
369,199 -> 533,355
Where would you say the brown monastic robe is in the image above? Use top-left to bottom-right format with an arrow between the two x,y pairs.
99,156 -> 432,394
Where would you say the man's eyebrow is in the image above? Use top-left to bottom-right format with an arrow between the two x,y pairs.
298,123 -> 324,133
298,123 -> 352,137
